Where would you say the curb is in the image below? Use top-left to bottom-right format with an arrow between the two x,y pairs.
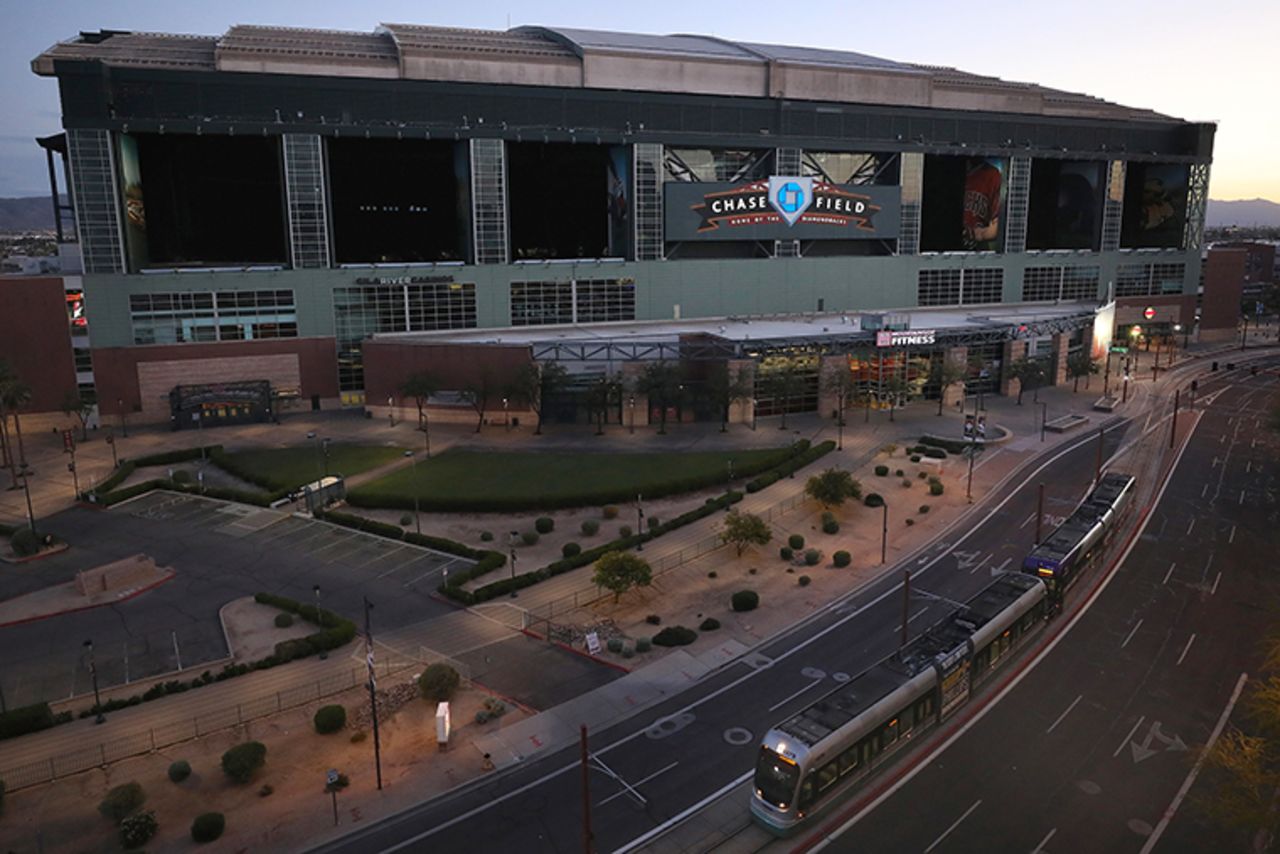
0,569 -> 176,629
518,626 -> 634,674
0,541 -> 70,565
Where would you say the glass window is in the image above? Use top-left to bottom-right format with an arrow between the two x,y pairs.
815,761 -> 839,794
918,270 -> 961,307
961,269 -> 1004,305
753,748 -> 799,808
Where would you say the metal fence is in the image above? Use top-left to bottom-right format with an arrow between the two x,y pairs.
0,658 -> 415,792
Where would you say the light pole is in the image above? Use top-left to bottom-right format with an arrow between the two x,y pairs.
880,502 -> 888,566
628,396 -> 635,434
307,432 -> 323,483
17,461 -> 35,534
388,396 -> 395,427
313,585 -> 327,659
503,397 -> 510,431
322,438 -> 330,477
106,426 -> 118,468
117,398 -> 128,438
1038,401 -> 1048,443
83,639 -> 104,723
509,537 -> 518,598
636,494 -> 644,550
403,451 -> 420,535
966,397 -> 977,503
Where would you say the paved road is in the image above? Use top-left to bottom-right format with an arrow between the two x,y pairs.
805,360 -> 1279,853
311,408 -> 1145,853
0,492 -> 471,707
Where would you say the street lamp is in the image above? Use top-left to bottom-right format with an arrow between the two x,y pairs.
83,640 -> 104,723
628,396 -> 635,434
105,426 -> 118,468
388,396 -> 395,427
636,494 -> 644,550
313,585 -> 327,659
307,432 -> 323,484
750,397 -> 757,431
322,438 -> 330,477
1038,401 -> 1048,443
403,451 -> 421,535
117,398 -> 128,438
16,461 -> 35,534
509,535 -> 519,598
503,397 -> 510,431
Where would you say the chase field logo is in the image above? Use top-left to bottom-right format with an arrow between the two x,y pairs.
691,176 -> 882,233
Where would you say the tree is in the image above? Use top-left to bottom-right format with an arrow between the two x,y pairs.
928,358 -> 969,416
1007,357 -> 1047,406
592,550 -> 652,603
1066,352 -> 1099,393
0,362 -> 32,488
1196,727 -> 1280,850
881,372 -> 912,422
638,361 -> 683,435
400,372 -> 440,431
805,468 -> 862,509
823,361 -> 857,424
720,510 -> 772,557
61,388 -> 95,441
459,367 -> 500,433
704,364 -> 751,432
511,362 -> 567,435
761,361 -> 806,430
585,374 -> 620,436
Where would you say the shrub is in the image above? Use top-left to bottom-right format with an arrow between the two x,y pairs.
901,479 -> 912,488
167,760 -> 191,783
221,741 -> 266,784
780,546 -> 793,561
822,519 -> 839,534
895,469 -> 905,477
645,614 -> 662,625
314,704 -> 347,734
602,505 -> 619,519
930,482 -> 945,496
833,550 -> 851,568
10,528 -> 38,558
636,638 -> 652,653
647,516 -> 661,530
700,617 -> 721,631
924,447 -> 947,459
258,783 -> 274,797
906,518 -> 916,526
274,612 -> 294,629
399,514 -> 413,527
622,646 -> 635,659
191,812 -> 225,843
652,626 -> 697,646
731,590 -> 759,612
480,530 -> 494,541
882,443 -> 898,456
521,530 -> 540,546
821,510 -> 835,524
607,637 -> 624,653
535,516 -> 554,534
707,570 -> 718,579
119,810 -> 157,849
864,493 -> 885,507
874,464 -> 889,476
919,504 -> 931,514
798,575 -> 811,587
562,542 -> 582,558
171,469 -> 193,484
910,455 -> 921,463
0,701 -> 58,740
788,534 -> 805,550
749,567 -> 758,575
419,663 -> 461,701
619,525 -> 633,538
350,730 -> 367,743
804,549 -> 821,566
581,519 -> 600,536
98,781 -> 146,823
919,471 -> 929,479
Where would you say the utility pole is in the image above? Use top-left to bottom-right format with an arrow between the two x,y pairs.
901,570 -> 910,648
580,725 -> 593,854
1170,389 -> 1180,449
363,597 -> 383,791
1035,483 -> 1045,545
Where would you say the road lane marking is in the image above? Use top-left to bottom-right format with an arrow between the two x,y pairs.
1211,572 -> 1222,596
1046,695 -> 1083,734
995,557 -> 1011,573
1229,525 -> 1236,544
893,608 -> 931,634
769,675 -> 826,713
1240,489 -> 1246,505
1139,674 -> 1249,854
1247,460 -> 1252,473
924,799 -> 982,853
1201,483 -> 1208,498
1121,620 -> 1144,649
1114,716 -> 1146,758
1032,828 -> 1057,853
1186,518 -> 1195,536
1163,563 -> 1176,585
1176,634 -> 1196,666
598,761 -> 679,807
1019,513 -> 1035,529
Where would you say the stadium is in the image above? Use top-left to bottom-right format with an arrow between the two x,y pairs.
30,23 -> 1214,427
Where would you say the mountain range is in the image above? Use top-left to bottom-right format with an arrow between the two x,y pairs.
2,194 -> 1279,233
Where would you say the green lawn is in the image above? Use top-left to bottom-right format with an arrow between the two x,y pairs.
348,447 -> 796,512
216,444 -> 407,491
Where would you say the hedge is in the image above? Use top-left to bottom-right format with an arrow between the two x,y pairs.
168,760 -> 192,783
919,436 -> 973,455
254,593 -> 357,662
652,626 -> 697,646
129,446 -> 223,467
744,440 -> 838,493
98,781 -> 146,824
446,490 -> 746,604
91,460 -> 136,495
0,702 -> 70,741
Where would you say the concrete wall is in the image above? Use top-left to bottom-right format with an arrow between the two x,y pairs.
0,276 -> 78,412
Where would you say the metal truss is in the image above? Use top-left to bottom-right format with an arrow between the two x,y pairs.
529,310 -> 1096,363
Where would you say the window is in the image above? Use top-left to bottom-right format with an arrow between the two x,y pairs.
1116,264 -> 1151,298
511,281 -> 573,326
1061,266 -> 1100,301
918,269 -> 961,307
1152,263 -> 1186,294
814,761 -> 839,795
576,278 -> 636,323
129,290 -> 296,345
838,743 -> 861,777
961,269 -> 1004,305
1022,267 -> 1061,302
879,718 -> 900,751
511,279 -> 637,327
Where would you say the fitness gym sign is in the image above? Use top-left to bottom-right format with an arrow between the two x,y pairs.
663,176 -> 900,242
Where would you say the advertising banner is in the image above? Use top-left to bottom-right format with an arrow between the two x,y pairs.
663,178 -> 900,242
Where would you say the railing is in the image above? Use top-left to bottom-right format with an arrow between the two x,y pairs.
0,658 -> 415,792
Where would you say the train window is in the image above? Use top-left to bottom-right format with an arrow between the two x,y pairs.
838,744 -> 861,777
974,649 -> 990,672
815,761 -> 839,794
879,719 -> 900,750
899,707 -> 914,737
799,778 -> 815,808
915,695 -> 936,724
862,735 -> 880,762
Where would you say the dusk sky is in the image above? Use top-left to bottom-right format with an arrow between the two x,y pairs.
2,0 -> 1275,201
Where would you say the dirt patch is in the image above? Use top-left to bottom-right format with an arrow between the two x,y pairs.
220,597 -> 318,663
0,679 -> 526,854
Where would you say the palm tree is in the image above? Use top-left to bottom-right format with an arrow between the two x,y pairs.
0,363 -> 32,487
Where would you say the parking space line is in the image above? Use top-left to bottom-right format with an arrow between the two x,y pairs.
299,529 -> 358,555
379,553 -> 439,579
1176,634 -> 1196,666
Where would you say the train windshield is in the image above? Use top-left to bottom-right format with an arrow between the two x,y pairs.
754,747 -> 799,807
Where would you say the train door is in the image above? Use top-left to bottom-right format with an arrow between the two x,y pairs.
936,647 -> 972,721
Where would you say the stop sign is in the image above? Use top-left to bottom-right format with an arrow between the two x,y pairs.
1143,306 -> 1156,320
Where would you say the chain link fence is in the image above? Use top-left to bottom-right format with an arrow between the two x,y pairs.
0,657 -> 416,792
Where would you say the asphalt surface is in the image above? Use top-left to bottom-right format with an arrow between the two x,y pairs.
0,493 -> 472,707
809,360 -> 1279,853
311,408 -> 1144,853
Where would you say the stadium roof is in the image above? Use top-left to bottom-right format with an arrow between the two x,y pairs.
33,23 -> 1173,122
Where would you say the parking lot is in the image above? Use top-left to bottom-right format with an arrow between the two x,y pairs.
0,492 -> 474,708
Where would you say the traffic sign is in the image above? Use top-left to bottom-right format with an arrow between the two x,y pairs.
1109,345 -> 1129,354
1143,306 -> 1156,320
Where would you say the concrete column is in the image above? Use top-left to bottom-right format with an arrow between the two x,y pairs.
1000,340 -> 1027,398
727,360 -> 756,425
943,346 -> 968,408
620,362 -> 650,427
1050,334 -> 1070,386
817,355 -> 846,419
